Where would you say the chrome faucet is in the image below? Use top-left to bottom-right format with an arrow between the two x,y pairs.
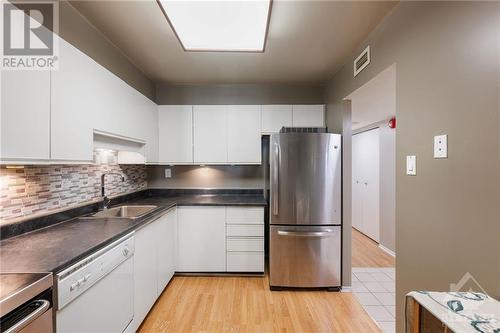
101,172 -> 125,209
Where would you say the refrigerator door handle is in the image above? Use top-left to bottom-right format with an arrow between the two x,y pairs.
277,230 -> 336,237
272,143 -> 280,216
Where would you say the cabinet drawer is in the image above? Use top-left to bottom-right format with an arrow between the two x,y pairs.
227,238 -> 264,252
226,225 -> 264,237
227,252 -> 264,272
226,207 -> 264,224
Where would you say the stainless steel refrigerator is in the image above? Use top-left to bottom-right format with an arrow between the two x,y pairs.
269,131 -> 342,289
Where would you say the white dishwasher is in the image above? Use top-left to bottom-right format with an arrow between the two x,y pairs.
56,233 -> 135,333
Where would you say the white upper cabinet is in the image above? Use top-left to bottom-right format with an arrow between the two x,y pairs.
158,106 -> 193,164
227,105 -> 261,164
51,37 -> 95,162
193,105 -> 228,164
1,70 -> 51,161
292,105 -> 325,127
51,36 -> 158,163
261,105 -> 293,134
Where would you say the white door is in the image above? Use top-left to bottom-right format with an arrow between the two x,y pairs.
156,209 -> 176,295
177,207 -> 226,271
158,106 -> 193,164
193,106 -> 228,164
131,223 -> 158,331
227,105 -> 261,164
292,105 -> 325,127
51,37 -> 95,161
352,128 -> 380,242
261,105 -> 292,133
351,134 -> 363,232
1,70 -> 50,160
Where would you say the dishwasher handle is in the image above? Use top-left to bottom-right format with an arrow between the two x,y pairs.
4,300 -> 50,333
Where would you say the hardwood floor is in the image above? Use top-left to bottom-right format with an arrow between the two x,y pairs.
139,274 -> 381,333
351,228 -> 395,268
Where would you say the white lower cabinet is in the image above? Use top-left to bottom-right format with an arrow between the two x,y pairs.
177,206 -> 226,272
176,206 -> 265,273
227,252 -> 264,272
156,208 -> 177,295
131,208 -> 176,332
226,207 -> 264,273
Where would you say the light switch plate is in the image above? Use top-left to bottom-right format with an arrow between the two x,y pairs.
164,168 -> 172,178
406,155 -> 416,175
434,134 -> 448,158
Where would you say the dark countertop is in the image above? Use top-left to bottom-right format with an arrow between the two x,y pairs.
0,191 -> 267,275
0,204 -> 174,274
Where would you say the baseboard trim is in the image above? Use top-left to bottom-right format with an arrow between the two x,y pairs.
341,286 -> 352,292
379,244 -> 396,257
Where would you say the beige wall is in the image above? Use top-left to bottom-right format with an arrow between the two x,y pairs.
325,2 -> 500,331
379,122 -> 396,253
59,1 -> 155,101
156,83 -> 325,105
147,165 -> 264,189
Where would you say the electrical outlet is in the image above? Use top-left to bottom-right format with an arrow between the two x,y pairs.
164,168 -> 171,178
434,134 -> 448,158
406,155 -> 416,175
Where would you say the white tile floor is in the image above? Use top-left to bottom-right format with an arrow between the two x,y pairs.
352,267 -> 396,333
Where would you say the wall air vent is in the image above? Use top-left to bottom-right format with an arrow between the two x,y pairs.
353,45 -> 370,77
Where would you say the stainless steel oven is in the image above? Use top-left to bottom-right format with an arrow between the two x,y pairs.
0,280 -> 53,333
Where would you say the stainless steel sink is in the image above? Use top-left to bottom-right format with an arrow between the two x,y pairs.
89,205 -> 157,219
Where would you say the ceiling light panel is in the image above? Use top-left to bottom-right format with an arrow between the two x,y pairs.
158,0 -> 271,52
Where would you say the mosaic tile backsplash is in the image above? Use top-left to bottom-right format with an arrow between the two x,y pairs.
0,165 -> 147,222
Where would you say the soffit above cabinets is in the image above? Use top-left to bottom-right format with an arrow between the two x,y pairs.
68,0 -> 397,84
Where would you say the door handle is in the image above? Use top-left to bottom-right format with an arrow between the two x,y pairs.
277,230 -> 335,237
272,143 -> 280,216
4,300 -> 50,333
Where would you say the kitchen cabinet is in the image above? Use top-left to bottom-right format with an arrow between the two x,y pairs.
227,105 -> 261,164
158,105 -> 193,164
157,208 -> 177,295
292,105 -> 325,127
1,70 -> 51,161
132,219 -> 158,332
261,105 -> 293,134
352,128 -> 380,242
51,36 -> 158,163
193,105 -> 228,164
51,37 -> 98,162
225,207 -> 264,273
131,208 -> 176,331
177,206 -> 226,271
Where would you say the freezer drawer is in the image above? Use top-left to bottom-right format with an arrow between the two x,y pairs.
270,225 -> 341,288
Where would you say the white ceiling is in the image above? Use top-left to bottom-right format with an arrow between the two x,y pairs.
347,63 -> 396,130
69,0 -> 397,84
